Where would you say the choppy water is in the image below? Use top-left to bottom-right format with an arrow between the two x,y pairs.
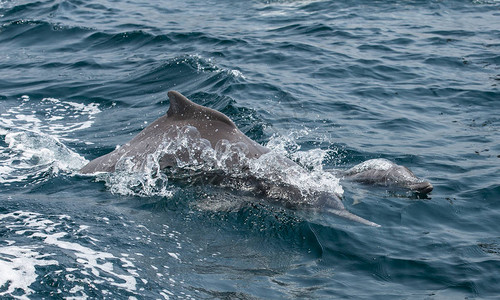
1,0 -> 500,298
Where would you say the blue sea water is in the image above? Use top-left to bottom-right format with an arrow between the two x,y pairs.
1,0 -> 500,298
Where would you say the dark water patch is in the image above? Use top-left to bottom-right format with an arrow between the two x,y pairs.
478,240 -> 500,256
167,31 -> 249,48
0,79 -> 55,97
313,58 -> 419,82
426,29 -> 477,38
194,72 -> 238,95
350,86 -> 401,102
385,37 -> 415,45
83,2 -> 108,11
84,29 -> 243,54
35,59 -> 114,71
372,64 -> 419,82
344,64 -> 417,82
275,41 -> 325,56
1,0 -> 500,298
126,55 -> 220,86
103,55 -> 234,101
312,66 -> 350,79
67,59 -> 109,70
0,20 -> 90,46
114,22 -> 161,33
0,61 -> 41,70
424,36 -> 462,46
267,22 -> 339,38
0,0 -> 56,21
374,117 -> 434,133
424,56 -> 471,69
358,44 -> 398,54
357,58 -> 384,66
84,30 -> 164,51
399,200 -> 456,228
373,256 -> 479,295
408,87 -> 500,107
245,48 -> 299,70
313,99 -> 370,118
460,184 -> 500,207
24,81 -> 106,102
474,53 -> 500,68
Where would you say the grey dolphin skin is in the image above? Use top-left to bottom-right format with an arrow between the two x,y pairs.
80,91 -> 380,226
343,158 -> 433,194
80,91 -> 428,227
80,91 -> 270,173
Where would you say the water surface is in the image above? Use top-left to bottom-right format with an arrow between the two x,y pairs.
1,0 -> 499,298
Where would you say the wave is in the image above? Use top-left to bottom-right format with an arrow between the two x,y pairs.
0,95 -> 99,184
0,209 -> 181,299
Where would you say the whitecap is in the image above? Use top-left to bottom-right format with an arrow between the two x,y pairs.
0,211 -> 144,298
0,245 -> 59,299
0,95 -> 100,183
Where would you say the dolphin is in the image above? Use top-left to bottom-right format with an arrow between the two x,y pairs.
80,91 -> 269,173
81,91 -> 380,226
342,158 -> 433,194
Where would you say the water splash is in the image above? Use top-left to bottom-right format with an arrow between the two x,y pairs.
0,131 -> 87,184
0,95 -> 99,184
99,125 -> 343,203
266,129 -> 331,171
173,54 -> 245,79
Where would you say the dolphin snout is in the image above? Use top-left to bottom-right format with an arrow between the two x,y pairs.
408,181 -> 433,194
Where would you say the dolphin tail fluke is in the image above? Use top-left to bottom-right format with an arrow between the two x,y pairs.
327,209 -> 381,227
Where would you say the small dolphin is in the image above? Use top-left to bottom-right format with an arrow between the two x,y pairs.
81,91 -> 380,226
342,158 -> 433,194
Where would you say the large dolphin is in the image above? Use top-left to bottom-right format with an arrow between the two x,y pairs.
80,91 -> 429,227
80,91 -> 269,173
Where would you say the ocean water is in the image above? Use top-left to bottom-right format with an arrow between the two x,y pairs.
1,0 -> 499,298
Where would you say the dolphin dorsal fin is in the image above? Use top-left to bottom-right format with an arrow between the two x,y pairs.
166,91 -> 236,128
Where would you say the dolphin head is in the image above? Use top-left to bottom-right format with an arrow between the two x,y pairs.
344,159 -> 433,195
388,165 -> 433,194
404,180 -> 434,194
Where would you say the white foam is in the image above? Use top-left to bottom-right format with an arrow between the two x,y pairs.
160,290 -> 173,299
0,245 -> 59,299
229,69 -> 245,79
0,211 -> 144,298
0,130 -> 88,183
0,94 -> 99,183
175,54 -> 247,81
167,252 -> 180,261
